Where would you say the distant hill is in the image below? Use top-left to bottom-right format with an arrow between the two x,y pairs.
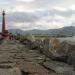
8,26 -> 75,36
8,29 -> 25,35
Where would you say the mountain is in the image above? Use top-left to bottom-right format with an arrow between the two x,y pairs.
60,26 -> 75,34
8,26 -> 75,35
8,29 -> 25,35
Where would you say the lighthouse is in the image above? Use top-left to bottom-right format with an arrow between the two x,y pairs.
1,10 -> 9,39
0,11 -> 13,39
2,11 -> 6,33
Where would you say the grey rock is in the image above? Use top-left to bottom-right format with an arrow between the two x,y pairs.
43,60 -> 75,75
67,51 -> 75,66
21,33 -> 35,47
31,39 -> 43,50
42,38 -> 66,61
0,67 -> 22,75
42,38 -> 75,62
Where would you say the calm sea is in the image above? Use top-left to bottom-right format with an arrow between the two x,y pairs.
35,36 -> 75,42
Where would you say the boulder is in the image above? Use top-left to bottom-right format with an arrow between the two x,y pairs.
43,60 -> 75,75
31,39 -> 43,50
60,41 -> 75,52
67,51 -> 75,66
43,37 -> 60,50
0,65 -> 22,75
20,33 -> 35,47
59,41 -> 75,65
42,38 -> 74,61
42,37 -> 64,60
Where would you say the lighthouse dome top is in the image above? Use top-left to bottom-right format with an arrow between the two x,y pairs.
2,11 -> 5,15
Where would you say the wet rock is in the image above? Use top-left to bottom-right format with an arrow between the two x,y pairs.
67,51 -> 75,66
43,60 -> 75,75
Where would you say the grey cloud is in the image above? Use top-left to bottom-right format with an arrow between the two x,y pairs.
1,0 -> 75,30
31,0 -> 63,8
0,5 -> 75,30
1,9 -> 75,24
50,9 -> 75,17
6,12 -> 39,23
31,0 -> 75,9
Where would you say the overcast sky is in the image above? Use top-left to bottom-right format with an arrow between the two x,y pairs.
0,0 -> 75,30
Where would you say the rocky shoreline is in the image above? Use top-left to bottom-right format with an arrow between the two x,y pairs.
0,35 -> 75,75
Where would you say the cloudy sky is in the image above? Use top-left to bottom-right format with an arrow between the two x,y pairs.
0,0 -> 75,30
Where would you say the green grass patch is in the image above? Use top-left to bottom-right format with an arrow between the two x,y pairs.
32,34 -> 50,38
32,33 -> 73,38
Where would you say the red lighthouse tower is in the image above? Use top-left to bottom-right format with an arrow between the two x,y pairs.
0,11 -> 13,40
0,11 -> 11,39
2,11 -> 6,33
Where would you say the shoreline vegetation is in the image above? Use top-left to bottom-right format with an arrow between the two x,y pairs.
32,33 -> 74,38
